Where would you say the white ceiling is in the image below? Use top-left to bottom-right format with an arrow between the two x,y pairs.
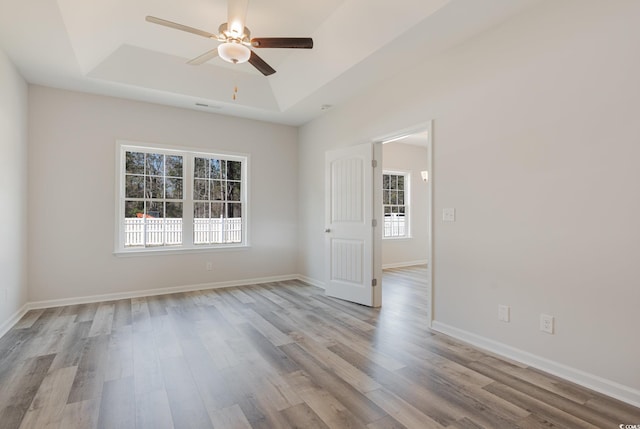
0,0 -> 540,126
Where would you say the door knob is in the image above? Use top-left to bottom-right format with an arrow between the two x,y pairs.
325,228 -> 331,233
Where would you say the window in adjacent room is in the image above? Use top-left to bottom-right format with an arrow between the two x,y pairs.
383,171 -> 409,239
116,141 -> 247,253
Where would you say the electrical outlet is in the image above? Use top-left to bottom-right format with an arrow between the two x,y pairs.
498,305 -> 510,322
206,262 -> 213,271
540,314 -> 554,334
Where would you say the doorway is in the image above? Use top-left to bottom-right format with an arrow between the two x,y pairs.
322,121 -> 433,324
375,121 -> 433,325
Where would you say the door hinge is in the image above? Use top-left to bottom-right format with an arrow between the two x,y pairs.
372,219 -> 377,227
372,160 -> 378,168
372,278 -> 378,287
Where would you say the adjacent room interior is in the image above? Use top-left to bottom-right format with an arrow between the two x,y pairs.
1,0 -> 639,427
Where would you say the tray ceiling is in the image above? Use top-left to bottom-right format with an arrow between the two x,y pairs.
0,0 -> 540,125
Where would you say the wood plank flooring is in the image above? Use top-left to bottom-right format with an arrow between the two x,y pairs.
1,265 -> 638,428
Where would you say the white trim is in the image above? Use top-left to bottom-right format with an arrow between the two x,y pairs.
374,120 -> 434,327
0,304 -> 29,339
115,140 -> 250,252
382,259 -> 428,270
0,273 -> 321,339
1,275 -> 308,339
26,274 -> 298,310
113,244 -> 250,257
426,120 -> 434,329
431,321 -> 640,408
2,278 -> 638,408
297,275 -> 325,289
373,122 -> 433,146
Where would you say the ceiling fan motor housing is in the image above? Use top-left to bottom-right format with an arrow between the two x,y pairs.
218,22 -> 250,41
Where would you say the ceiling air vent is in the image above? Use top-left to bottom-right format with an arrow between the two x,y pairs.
195,103 -> 221,109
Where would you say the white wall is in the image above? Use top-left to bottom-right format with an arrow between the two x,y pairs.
382,143 -> 428,268
28,86 -> 298,303
298,0 -> 640,402
0,49 -> 29,332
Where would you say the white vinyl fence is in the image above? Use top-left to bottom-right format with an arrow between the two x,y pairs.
125,218 -> 241,246
194,217 -> 242,244
384,214 -> 406,238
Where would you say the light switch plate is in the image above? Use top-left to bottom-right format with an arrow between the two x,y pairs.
498,305 -> 510,322
443,208 -> 455,222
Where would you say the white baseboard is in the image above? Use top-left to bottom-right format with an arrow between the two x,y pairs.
382,259 -> 428,269
0,274 -> 301,338
0,304 -> 29,339
26,274 -> 299,311
297,275 -> 325,289
431,321 -> 640,408
5,279 -> 638,408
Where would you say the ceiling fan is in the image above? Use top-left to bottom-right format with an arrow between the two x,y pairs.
146,0 -> 313,76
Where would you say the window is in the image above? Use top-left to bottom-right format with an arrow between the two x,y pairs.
116,141 -> 247,253
122,150 -> 184,248
383,171 -> 409,238
193,157 -> 243,245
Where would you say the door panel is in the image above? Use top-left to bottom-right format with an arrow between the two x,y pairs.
325,143 -> 378,307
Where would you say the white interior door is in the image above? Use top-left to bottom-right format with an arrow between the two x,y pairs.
325,143 -> 381,307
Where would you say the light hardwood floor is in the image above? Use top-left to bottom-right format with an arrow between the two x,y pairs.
0,265 -> 638,428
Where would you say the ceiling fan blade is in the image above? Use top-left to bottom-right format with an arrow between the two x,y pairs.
251,38 -> 313,49
146,16 -> 218,40
227,0 -> 249,37
187,48 -> 219,65
248,51 -> 276,76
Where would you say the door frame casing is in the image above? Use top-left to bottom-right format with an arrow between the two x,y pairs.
372,143 -> 382,307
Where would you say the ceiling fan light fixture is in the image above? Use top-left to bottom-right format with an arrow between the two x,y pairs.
218,41 -> 251,64
146,5 -> 313,76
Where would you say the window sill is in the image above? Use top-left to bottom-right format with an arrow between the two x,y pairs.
382,236 -> 412,241
113,244 -> 250,257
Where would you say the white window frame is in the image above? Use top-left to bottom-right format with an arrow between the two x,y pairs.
114,140 -> 249,255
382,170 -> 411,239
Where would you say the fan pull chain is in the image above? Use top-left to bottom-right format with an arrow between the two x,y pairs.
232,85 -> 238,101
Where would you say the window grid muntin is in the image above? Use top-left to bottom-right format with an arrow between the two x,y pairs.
123,150 -> 184,248
193,157 -> 243,245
